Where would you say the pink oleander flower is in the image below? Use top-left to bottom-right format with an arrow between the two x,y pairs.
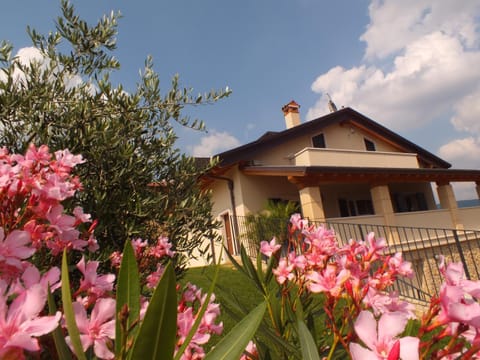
76,257 -> 115,301
0,228 -> 34,280
131,238 -> 148,258
0,284 -> 61,359
350,310 -> 419,360
289,213 -> 308,231
240,340 -> 258,360
149,236 -> 175,258
109,251 -> 122,268
273,258 -> 295,284
363,288 -> 416,319
388,253 -> 413,278
146,264 -> 164,289
307,265 -> 350,297
67,298 -> 116,359
364,232 -> 387,261
260,238 -> 281,257
9,264 -> 60,296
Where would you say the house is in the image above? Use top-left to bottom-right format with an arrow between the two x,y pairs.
198,101 -> 480,263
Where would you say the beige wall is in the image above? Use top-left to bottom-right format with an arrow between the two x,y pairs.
320,123 -> 399,152
394,209 -> 454,228
458,207 -> 480,230
251,121 -> 406,166
294,148 -> 419,168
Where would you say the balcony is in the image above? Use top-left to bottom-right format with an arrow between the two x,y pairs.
294,147 -> 419,168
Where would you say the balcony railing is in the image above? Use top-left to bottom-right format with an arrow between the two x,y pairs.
233,216 -> 480,304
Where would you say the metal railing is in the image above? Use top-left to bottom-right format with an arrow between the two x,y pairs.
232,216 -> 480,304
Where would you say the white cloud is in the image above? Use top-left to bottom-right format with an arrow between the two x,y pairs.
361,0 -> 480,60
307,31 -> 480,131
438,137 -> 480,169
191,131 -> 241,157
451,87 -> 480,134
307,0 -> 480,200
0,47 -> 86,91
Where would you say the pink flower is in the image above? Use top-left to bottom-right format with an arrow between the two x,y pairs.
76,257 -> 115,301
289,213 -> 308,231
131,238 -> 148,257
273,258 -> 295,284
146,264 -> 164,289
388,253 -> 413,278
0,228 -> 34,279
149,236 -> 175,258
0,284 -> 61,358
240,340 -> 258,360
307,265 -> 350,297
67,298 -> 116,359
9,264 -> 60,296
350,311 -> 419,360
260,238 -> 281,257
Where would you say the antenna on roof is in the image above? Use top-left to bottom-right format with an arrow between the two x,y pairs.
326,93 -> 338,113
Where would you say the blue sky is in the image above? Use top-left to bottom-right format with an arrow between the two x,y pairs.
1,1 -> 480,199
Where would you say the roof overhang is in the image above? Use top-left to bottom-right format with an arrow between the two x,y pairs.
240,165 -> 480,188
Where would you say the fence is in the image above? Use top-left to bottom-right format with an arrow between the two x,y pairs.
233,216 -> 480,304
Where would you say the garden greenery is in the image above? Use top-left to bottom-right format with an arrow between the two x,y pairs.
0,0 -> 229,273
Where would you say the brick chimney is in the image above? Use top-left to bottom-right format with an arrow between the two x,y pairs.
282,100 -> 301,129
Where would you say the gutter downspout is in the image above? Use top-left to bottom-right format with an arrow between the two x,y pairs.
206,175 -> 241,254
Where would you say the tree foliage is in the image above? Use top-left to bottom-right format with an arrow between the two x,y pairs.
0,0 -> 229,272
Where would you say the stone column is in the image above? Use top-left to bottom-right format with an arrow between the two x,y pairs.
370,184 -> 395,226
437,182 -> 463,229
370,183 -> 399,243
299,186 -> 325,223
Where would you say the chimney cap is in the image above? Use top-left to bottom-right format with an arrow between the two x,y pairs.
282,100 -> 300,115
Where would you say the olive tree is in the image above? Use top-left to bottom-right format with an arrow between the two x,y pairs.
0,0 -> 227,272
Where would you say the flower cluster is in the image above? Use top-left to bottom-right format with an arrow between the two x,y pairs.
262,214 -> 415,318
0,145 -> 221,360
177,283 -> 223,359
256,214 -> 480,359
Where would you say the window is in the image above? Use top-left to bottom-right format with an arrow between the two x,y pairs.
312,133 -> 326,148
364,138 -> 376,151
338,198 -> 374,217
393,192 -> 428,212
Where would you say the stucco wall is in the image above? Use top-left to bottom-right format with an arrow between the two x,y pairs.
251,121 -> 405,166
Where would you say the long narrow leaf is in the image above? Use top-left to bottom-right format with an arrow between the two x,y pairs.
129,262 -> 177,360
115,240 -> 141,356
297,319 -> 321,360
47,285 -> 72,360
224,246 -> 248,276
240,246 -> 264,293
61,250 -> 86,360
204,301 -> 266,360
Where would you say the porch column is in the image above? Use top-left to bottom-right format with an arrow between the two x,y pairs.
370,184 -> 396,227
299,186 -> 325,222
437,182 -> 463,229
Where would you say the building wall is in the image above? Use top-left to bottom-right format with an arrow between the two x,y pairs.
252,121 -> 405,166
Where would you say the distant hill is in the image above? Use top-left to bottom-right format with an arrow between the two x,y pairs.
457,199 -> 480,208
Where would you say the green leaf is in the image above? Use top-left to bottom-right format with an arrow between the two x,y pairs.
297,319 -> 320,360
129,262 -> 177,360
47,285 -> 72,360
115,240 -> 141,356
61,249 -> 87,360
204,301 -> 266,360
240,245 -> 264,294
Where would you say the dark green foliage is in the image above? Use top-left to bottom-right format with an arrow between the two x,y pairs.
0,1 -> 229,272
243,200 -> 300,250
